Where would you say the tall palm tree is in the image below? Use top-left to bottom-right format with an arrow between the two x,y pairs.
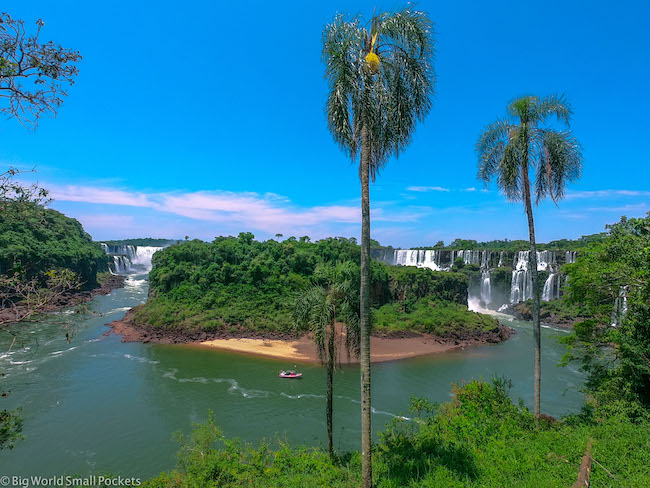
322,7 -> 435,484
293,261 -> 360,460
476,94 -> 582,421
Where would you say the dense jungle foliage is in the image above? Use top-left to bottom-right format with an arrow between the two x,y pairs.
0,202 -> 109,288
561,213 -> 650,415
135,233 -> 491,334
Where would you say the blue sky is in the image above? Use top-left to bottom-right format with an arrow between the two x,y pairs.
4,0 -> 649,247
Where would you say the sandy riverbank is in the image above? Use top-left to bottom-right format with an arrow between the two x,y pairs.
108,309 -> 512,363
195,334 -> 462,363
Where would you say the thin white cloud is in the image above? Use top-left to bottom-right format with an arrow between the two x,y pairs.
585,203 -> 649,213
48,183 -> 383,235
566,189 -> 650,200
462,187 -> 476,192
48,184 -> 154,208
406,186 -> 450,192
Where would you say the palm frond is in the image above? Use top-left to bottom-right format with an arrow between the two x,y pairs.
534,129 -> 583,204
476,118 -> 512,186
497,134 -> 525,202
534,93 -> 572,126
322,14 -> 365,160
376,6 -> 435,163
377,7 -> 434,58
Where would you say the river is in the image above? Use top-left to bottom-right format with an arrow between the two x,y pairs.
0,274 -> 585,480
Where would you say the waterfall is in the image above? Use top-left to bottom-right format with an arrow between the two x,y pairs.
111,255 -> 132,274
611,286 -> 629,327
480,251 -> 491,269
421,250 -> 442,271
510,252 -> 533,303
542,273 -> 561,301
510,250 -> 565,303
385,247 -> 575,308
131,246 -> 161,267
537,250 -> 555,271
102,244 -> 163,274
480,271 -> 492,305
393,249 -> 445,270
454,250 -> 481,265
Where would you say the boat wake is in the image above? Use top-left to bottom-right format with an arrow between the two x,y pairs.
123,353 -> 160,364
162,369 -> 270,398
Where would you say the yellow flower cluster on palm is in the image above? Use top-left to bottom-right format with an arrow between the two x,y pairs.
365,33 -> 380,73
365,52 -> 380,73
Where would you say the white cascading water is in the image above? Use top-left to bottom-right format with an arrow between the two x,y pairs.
510,251 -> 534,304
384,247 -> 576,308
542,273 -> 560,301
392,249 -> 493,272
111,256 -> 132,274
130,246 -> 161,267
611,286 -> 629,327
102,244 -> 163,274
393,249 -> 445,270
480,270 -> 492,304
454,250 -> 481,266
510,250 -> 565,303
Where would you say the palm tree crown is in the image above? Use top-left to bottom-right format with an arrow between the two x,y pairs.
294,261 -> 360,362
476,94 -> 582,203
322,7 -> 435,178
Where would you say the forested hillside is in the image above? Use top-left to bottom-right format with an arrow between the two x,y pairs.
0,202 -> 108,288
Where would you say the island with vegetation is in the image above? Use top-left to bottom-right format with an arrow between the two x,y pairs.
108,232 -> 510,360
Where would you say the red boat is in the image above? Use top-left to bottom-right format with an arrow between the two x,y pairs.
279,370 -> 302,379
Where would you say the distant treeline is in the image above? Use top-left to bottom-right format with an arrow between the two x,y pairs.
99,238 -> 177,247
372,232 -> 609,251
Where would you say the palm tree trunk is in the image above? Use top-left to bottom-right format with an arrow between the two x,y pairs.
327,320 -> 335,459
521,145 -> 541,422
359,124 -> 373,488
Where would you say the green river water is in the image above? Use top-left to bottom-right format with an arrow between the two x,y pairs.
0,274 -> 585,480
